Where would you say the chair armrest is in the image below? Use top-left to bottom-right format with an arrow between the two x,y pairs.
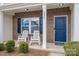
18,35 -> 22,38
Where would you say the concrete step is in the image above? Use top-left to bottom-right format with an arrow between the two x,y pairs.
48,52 -> 64,56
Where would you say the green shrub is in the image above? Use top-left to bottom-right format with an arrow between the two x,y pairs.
5,40 -> 15,52
0,43 -> 5,51
6,40 -> 15,47
64,41 -> 79,56
19,42 -> 28,53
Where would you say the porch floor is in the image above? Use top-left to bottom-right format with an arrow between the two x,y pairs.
15,42 -> 64,56
29,43 -> 64,51
29,43 -> 64,56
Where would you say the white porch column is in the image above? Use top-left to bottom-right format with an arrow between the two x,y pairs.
0,12 -> 4,42
42,4 -> 47,49
29,19 -> 31,34
72,4 -> 79,41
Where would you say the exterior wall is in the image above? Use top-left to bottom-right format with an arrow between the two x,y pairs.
0,12 -> 13,42
72,4 -> 79,41
0,12 -> 4,42
47,7 -> 71,42
4,14 -> 13,41
13,7 -> 71,43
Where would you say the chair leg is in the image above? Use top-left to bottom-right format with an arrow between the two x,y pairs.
29,41 -> 32,45
38,42 -> 40,45
38,41 -> 40,45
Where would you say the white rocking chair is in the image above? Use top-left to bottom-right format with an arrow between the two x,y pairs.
29,31 -> 40,45
17,30 -> 28,42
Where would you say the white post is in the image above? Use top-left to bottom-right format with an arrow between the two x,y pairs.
29,19 -> 31,34
42,4 -> 47,49
72,4 -> 79,41
0,12 -> 4,42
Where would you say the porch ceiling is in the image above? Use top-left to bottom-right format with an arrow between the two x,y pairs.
1,3 -> 72,15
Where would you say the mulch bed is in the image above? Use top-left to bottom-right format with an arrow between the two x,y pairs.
0,48 -> 49,56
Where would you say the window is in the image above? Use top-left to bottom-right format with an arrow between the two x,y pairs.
31,18 -> 39,33
17,17 -> 43,34
21,18 -> 29,33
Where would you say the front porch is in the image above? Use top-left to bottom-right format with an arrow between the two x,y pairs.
13,3 -> 71,49
29,43 -> 64,52
0,3 -> 78,50
15,42 -> 64,53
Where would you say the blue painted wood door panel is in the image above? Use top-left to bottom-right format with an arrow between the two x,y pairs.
55,16 -> 67,42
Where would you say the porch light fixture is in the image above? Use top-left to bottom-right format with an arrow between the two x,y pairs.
24,9 -> 29,15
25,9 -> 29,12
58,3 -> 64,8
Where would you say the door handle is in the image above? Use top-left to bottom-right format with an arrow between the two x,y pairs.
54,28 -> 56,30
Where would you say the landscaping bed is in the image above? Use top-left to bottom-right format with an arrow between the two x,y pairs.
0,40 -> 49,56
0,48 -> 49,56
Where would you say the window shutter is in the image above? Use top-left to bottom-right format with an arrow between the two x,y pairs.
39,17 -> 43,34
17,18 -> 21,33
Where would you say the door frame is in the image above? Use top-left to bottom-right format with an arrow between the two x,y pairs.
53,15 -> 68,43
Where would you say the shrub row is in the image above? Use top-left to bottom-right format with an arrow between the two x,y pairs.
0,40 -> 28,53
64,41 -> 79,56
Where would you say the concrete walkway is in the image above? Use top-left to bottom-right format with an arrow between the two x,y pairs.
48,52 -> 65,56
48,45 -> 65,56
29,44 -> 65,56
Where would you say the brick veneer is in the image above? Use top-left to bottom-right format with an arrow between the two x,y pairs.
13,7 -> 71,43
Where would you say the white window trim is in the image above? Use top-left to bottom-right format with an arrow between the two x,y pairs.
21,17 -> 40,34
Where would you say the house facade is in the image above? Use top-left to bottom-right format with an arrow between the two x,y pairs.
0,3 -> 79,49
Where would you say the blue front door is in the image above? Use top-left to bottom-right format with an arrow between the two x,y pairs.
55,16 -> 67,43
